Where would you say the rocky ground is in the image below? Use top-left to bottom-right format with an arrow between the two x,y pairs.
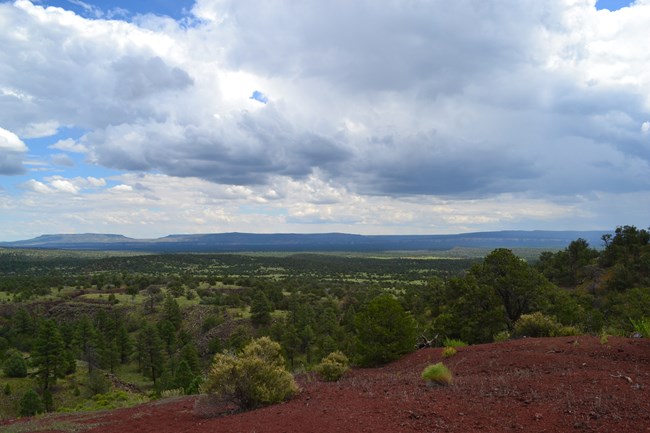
4,336 -> 650,433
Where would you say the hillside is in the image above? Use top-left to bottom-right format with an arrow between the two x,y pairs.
0,230 -> 607,252
4,336 -> 649,433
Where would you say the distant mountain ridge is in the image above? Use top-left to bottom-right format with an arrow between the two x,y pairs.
0,230 -> 609,252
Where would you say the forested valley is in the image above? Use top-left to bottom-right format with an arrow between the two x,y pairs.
1,225 -> 648,419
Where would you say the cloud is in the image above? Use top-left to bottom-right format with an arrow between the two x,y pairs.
21,179 -> 52,193
2,0 -> 650,235
51,153 -> 75,167
49,138 -> 88,153
0,126 -> 28,174
0,127 -> 27,152
20,175 -> 107,194
110,184 -> 134,192
18,120 -> 60,138
0,1 -> 193,132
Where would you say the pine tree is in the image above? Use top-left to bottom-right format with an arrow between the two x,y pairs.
137,323 -> 165,385
162,294 -> 182,330
73,316 -> 99,373
32,320 -> 66,391
179,342 -> 201,374
175,359 -> 194,393
116,324 -> 132,364
250,290 -> 273,326
157,320 -> 177,358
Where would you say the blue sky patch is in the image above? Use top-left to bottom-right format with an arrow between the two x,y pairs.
35,0 -> 196,20
250,90 -> 269,104
596,0 -> 633,11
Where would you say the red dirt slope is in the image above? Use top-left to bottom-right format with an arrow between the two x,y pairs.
5,336 -> 650,433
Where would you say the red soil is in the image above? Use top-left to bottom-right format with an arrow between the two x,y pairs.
5,336 -> 650,433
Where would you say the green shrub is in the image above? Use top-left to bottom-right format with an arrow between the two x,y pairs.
599,331 -> 609,345
160,388 -> 184,398
202,315 -> 224,333
442,338 -> 467,348
441,346 -> 457,358
630,317 -> 650,338
355,294 -> 417,367
421,363 -> 452,386
86,370 -> 111,396
19,389 -> 44,417
314,351 -> 350,381
201,337 -> 298,410
512,312 -> 560,338
556,325 -> 581,336
3,349 -> 28,378
493,331 -> 511,342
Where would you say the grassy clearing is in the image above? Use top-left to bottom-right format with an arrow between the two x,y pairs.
227,307 -> 251,319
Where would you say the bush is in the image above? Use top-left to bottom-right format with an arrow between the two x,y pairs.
19,389 -> 44,417
355,294 -> 417,367
86,370 -> 111,396
512,312 -> 560,338
201,337 -> 298,410
493,331 -> 511,342
556,325 -> 581,336
442,338 -> 467,348
314,351 -> 350,381
422,363 -> 452,386
441,346 -> 457,358
630,317 -> 650,338
3,349 -> 28,378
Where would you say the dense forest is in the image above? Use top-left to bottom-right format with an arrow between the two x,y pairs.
0,225 -> 648,418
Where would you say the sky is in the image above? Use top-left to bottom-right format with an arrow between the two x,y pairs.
0,0 -> 649,241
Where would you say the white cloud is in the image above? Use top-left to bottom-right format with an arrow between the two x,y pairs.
0,126 -> 28,174
0,127 -> 28,152
49,138 -> 88,153
86,177 -> 106,187
20,175 -> 107,195
2,0 -> 650,236
642,121 -> 650,134
50,178 -> 80,194
51,153 -> 75,167
18,120 -> 60,138
111,184 -> 134,192
21,179 -> 52,194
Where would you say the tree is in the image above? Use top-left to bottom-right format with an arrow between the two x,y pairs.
3,349 -> 27,378
19,389 -> 44,417
355,294 -> 417,367
116,324 -> 132,364
432,276 -> 506,344
162,294 -> 182,330
179,342 -> 201,375
32,320 -> 66,391
73,316 -> 99,373
201,337 -> 298,409
250,290 -> 273,327
174,359 -> 195,393
157,320 -> 177,358
280,324 -> 301,369
145,286 -> 163,314
470,248 -> 549,327
136,323 -> 165,385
